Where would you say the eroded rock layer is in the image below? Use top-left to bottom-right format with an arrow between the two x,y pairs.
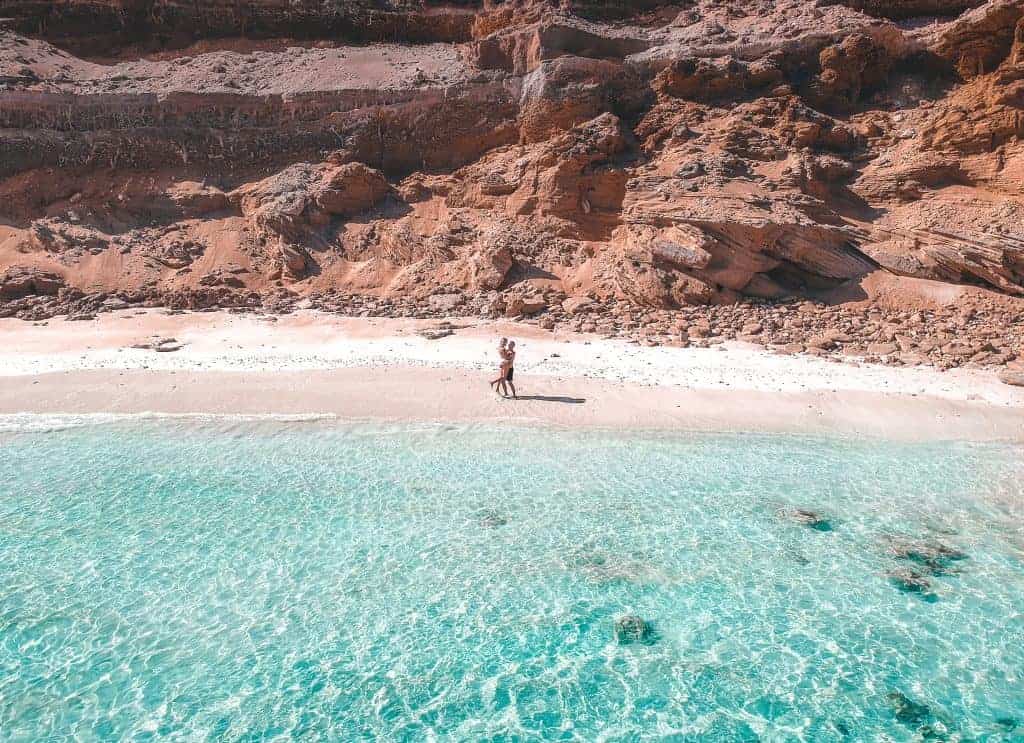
1,0 -> 1024,345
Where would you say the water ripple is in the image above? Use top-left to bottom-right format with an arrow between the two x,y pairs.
1,422 -> 1022,741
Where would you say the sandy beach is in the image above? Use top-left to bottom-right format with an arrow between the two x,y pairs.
1,309 -> 1022,441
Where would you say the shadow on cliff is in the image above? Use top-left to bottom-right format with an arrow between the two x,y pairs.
813,278 -> 871,305
505,263 -> 560,285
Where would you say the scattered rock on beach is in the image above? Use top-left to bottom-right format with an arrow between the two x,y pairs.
101,297 -> 129,311
417,327 -> 455,340
614,614 -> 655,645
131,337 -> 184,352
428,293 -> 464,312
562,297 -> 595,315
998,369 -> 1024,387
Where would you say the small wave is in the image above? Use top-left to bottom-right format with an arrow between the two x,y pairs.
0,412 -> 339,434
0,413 -> 127,433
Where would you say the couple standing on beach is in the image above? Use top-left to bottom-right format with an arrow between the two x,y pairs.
490,338 -> 517,398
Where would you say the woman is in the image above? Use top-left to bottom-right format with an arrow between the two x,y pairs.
504,340 -> 517,399
489,338 -> 511,396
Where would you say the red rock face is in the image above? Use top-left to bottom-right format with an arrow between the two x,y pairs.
1,0 -> 1024,310
827,0 -> 986,19
0,1 -> 484,54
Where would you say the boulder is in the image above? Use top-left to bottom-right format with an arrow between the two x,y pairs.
866,342 -> 898,356
807,334 -> 838,351
428,293 -> 464,312
929,0 -> 1024,77
232,162 -> 390,241
165,181 -> 230,216
504,296 -> 547,317
28,220 -> 109,255
998,368 -> 1024,387
0,266 -> 65,299
417,327 -> 455,340
812,34 -> 892,108
280,244 -> 308,276
466,224 -> 516,291
562,296 -> 596,315
315,163 -> 391,216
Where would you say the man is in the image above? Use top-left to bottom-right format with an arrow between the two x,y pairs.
504,340 -> 517,399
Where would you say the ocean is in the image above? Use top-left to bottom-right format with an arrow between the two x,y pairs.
1,418 -> 1022,741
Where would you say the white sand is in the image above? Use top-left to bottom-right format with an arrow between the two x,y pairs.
1,310 -> 1022,440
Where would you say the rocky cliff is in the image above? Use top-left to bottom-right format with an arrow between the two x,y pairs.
1,0 -> 1024,363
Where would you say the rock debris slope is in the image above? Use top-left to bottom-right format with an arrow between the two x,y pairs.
1,0 -> 1024,329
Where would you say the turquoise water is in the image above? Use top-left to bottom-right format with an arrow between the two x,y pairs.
1,420 -> 1023,742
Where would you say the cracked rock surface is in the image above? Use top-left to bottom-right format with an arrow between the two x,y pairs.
1,0 -> 1023,367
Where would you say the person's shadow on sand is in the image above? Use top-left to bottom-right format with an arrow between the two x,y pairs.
514,395 -> 586,404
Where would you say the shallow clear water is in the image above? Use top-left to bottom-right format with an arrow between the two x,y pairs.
1,420 -> 1023,742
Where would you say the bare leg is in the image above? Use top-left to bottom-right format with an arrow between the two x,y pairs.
507,380 -> 517,399
498,379 -> 509,396
491,364 -> 510,390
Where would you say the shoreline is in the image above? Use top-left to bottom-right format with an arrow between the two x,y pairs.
2,374 -> 1023,444
1,310 -> 1022,442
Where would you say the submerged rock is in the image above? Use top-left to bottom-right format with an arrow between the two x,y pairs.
786,548 -> 811,566
890,540 -> 966,562
784,508 -> 834,532
887,568 -> 935,597
887,692 -> 934,728
478,510 -> 508,528
996,717 -> 1019,731
566,549 -> 673,584
614,614 -> 655,645
887,538 -> 967,574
